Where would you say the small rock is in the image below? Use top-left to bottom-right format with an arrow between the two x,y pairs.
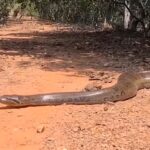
84,82 -> 102,91
95,84 -> 102,89
128,53 -> 134,57
85,41 -> 91,45
146,124 -> 150,128
7,111 -> 13,113
0,68 -> 4,72
73,125 -> 81,132
103,106 -> 109,111
75,43 -> 83,50
37,125 -> 45,133
70,65 -> 75,68
98,71 -> 105,76
145,44 -> 150,48
143,58 -> 150,63
103,63 -> 110,67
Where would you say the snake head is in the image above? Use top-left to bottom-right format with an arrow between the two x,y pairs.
0,95 -> 21,106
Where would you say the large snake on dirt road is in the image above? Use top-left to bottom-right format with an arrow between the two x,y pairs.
0,71 -> 150,107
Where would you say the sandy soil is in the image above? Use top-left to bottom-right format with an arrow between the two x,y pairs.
0,18 -> 150,150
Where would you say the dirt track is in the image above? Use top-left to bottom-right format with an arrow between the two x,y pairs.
0,19 -> 150,150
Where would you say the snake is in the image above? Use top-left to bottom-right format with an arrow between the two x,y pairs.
0,71 -> 149,107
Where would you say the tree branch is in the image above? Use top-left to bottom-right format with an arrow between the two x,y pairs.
113,0 -> 146,27
144,0 -> 150,6
113,0 -> 140,21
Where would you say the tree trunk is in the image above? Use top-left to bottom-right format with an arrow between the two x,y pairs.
124,0 -> 130,29
129,18 -> 139,31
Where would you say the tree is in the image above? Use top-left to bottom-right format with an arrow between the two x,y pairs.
124,0 -> 130,29
113,0 -> 150,36
1,0 -> 149,36
0,0 -> 10,24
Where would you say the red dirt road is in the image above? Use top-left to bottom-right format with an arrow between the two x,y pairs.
0,19 -> 150,150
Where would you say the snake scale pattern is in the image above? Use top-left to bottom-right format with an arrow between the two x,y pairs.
0,71 -> 150,107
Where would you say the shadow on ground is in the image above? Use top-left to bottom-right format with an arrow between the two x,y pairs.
0,19 -> 149,73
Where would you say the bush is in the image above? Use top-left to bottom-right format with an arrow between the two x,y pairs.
0,0 -> 10,24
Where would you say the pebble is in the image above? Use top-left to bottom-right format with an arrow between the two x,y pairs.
146,124 -> 150,128
84,82 -> 102,91
7,111 -> 13,113
103,63 -> 110,67
144,58 -> 150,63
37,125 -> 45,133
72,125 -> 81,132
98,71 -> 105,76
103,106 -> 109,111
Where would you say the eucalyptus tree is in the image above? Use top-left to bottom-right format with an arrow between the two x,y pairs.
113,0 -> 150,36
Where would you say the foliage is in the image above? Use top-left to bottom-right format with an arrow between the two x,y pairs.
113,0 -> 150,36
0,0 -> 10,24
32,0 -> 122,26
0,0 -> 150,35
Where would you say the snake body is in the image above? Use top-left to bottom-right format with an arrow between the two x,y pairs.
0,71 -> 150,107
